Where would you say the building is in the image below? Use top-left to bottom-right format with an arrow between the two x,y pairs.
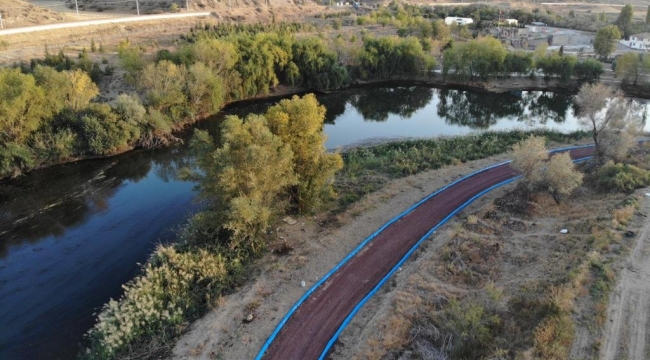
444,17 -> 473,26
620,33 -> 650,50
504,18 -> 518,26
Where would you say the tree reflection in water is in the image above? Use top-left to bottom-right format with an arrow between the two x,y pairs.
437,89 -> 574,129
0,147 -> 192,258
349,86 -> 435,122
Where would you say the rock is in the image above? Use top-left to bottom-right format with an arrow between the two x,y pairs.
560,229 -> 568,234
283,216 -> 298,225
625,230 -> 636,238
243,313 -> 254,323
300,280 -> 306,287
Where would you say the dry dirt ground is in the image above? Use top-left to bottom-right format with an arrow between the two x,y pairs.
601,200 -> 650,360
327,176 -> 650,359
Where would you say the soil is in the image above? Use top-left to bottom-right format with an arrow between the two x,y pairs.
601,199 -> 650,360
170,145 -> 594,360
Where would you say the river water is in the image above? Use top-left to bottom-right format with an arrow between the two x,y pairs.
0,86 -> 647,359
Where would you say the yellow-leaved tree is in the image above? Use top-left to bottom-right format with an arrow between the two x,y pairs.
510,135 -> 548,187
545,152 -> 583,203
66,69 -> 99,112
265,94 -> 344,213
196,114 -> 297,254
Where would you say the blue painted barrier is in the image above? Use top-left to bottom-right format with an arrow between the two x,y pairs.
256,145 -> 595,360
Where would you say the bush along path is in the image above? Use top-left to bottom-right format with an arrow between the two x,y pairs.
257,145 -> 595,360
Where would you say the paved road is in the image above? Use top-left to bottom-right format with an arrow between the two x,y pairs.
0,12 -> 213,36
260,146 -> 594,360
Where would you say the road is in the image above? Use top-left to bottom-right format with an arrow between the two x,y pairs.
0,12 -> 213,36
601,200 -> 650,360
259,146 -> 594,360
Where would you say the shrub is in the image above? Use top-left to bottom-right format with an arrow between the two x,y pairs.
83,244 -> 229,359
533,313 -> 575,360
597,161 -> 650,193
545,152 -> 583,201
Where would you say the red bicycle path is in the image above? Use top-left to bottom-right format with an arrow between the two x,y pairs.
262,146 -> 594,360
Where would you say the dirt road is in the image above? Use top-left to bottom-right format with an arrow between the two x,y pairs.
0,12 -> 212,35
259,147 -> 594,360
601,199 -> 650,360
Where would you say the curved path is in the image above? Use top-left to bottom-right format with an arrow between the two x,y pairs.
259,146 -> 595,360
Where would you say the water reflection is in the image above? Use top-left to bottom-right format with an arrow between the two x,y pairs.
437,89 -> 527,129
349,86 -> 435,122
0,146 -> 197,360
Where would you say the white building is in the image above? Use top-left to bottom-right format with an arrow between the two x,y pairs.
444,17 -> 474,26
504,18 -> 518,26
620,33 -> 650,51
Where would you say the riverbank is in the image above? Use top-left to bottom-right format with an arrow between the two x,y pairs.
7,73 -> 645,181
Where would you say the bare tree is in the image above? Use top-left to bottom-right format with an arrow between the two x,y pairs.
574,83 -> 638,162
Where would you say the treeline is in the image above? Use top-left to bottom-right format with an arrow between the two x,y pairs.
442,38 -> 603,83
0,20 -> 441,179
83,95 -> 342,359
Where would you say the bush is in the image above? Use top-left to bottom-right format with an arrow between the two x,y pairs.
597,161 -> 650,193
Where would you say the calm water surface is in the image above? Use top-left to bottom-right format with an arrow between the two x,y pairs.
1,85 -> 648,359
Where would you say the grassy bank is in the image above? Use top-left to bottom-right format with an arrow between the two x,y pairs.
335,129 -> 591,209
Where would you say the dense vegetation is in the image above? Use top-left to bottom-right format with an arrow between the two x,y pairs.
83,95 -> 342,359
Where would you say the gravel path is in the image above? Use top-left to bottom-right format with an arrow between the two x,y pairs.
261,146 -> 594,360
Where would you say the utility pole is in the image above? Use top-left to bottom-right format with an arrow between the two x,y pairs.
74,0 -> 80,20
136,0 -> 140,15
0,12 -> 3,30
186,0 -> 189,12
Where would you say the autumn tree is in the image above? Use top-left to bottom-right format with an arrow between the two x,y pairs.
0,68 -> 48,143
511,135 -> 548,186
593,25 -> 621,58
66,69 -> 99,112
191,115 -> 297,254
545,152 -> 583,203
575,83 -> 641,162
265,94 -> 344,212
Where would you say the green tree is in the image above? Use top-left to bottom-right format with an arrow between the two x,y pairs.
615,53 -> 650,85
443,37 -> 507,80
139,60 -> 187,121
593,25 -> 621,58
356,36 -> 436,79
614,4 -> 634,38
185,62 -> 225,118
117,40 -> 146,84
647,5 -> 650,24
265,94 -> 344,212
574,59 -> 604,83
33,65 -> 69,115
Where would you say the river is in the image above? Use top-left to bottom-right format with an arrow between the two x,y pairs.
0,85 -> 647,359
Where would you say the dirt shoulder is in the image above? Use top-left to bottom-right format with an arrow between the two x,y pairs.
601,197 -> 650,360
